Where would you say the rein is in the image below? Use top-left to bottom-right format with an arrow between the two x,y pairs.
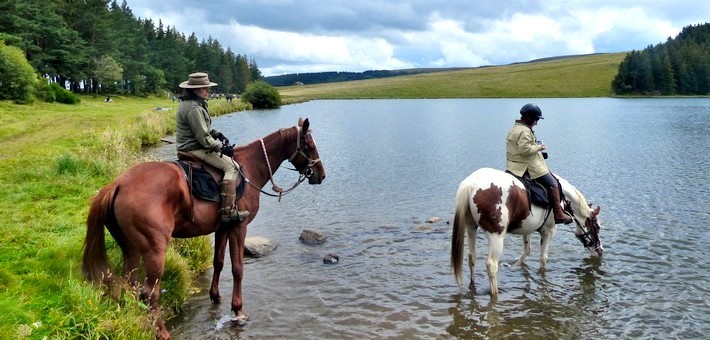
237,126 -> 319,202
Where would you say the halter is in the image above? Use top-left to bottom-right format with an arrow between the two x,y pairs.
240,125 -> 320,202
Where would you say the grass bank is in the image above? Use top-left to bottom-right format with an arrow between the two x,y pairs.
278,52 -> 627,103
0,95 -> 250,339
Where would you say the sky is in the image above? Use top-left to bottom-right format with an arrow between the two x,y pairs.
125,0 -> 709,77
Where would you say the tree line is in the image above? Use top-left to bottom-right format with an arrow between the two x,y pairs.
265,68 -> 466,87
612,22 -> 710,95
0,0 -> 262,96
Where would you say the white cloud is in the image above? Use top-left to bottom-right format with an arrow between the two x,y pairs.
125,0 -> 709,76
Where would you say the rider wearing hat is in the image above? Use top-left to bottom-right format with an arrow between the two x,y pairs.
175,72 -> 249,223
506,103 -> 572,224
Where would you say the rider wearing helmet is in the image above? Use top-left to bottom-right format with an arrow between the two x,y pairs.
506,103 -> 572,224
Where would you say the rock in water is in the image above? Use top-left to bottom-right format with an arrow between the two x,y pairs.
244,236 -> 278,257
323,254 -> 339,264
299,228 -> 327,245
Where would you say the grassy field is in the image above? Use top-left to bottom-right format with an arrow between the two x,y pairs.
0,95 -> 249,339
278,52 -> 627,103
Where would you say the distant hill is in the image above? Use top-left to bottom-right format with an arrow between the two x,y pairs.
264,68 -> 469,86
277,52 -> 628,102
266,53 -> 610,87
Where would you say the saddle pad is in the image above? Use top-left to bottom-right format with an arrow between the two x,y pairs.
174,161 -> 220,202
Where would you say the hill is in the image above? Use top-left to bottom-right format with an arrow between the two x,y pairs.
278,53 -> 627,102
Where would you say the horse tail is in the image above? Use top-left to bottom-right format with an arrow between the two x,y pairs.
82,182 -> 119,284
451,181 -> 472,287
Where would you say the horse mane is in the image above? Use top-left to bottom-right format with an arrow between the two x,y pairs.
235,126 -> 298,153
559,176 -> 590,217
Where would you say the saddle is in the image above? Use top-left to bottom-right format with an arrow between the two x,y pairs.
505,170 -> 562,209
174,151 -> 246,202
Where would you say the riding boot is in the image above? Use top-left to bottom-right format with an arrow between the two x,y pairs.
219,180 -> 250,223
548,187 -> 572,224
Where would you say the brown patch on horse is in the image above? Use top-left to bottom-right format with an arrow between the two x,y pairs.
506,183 -> 530,231
473,183 -> 504,234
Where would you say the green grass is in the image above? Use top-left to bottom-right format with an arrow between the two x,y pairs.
0,94 -> 249,339
278,52 -> 627,102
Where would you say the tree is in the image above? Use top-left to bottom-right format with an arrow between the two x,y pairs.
612,22 -> 710,95
94,54 -> 123,93
0,41 -> 37,103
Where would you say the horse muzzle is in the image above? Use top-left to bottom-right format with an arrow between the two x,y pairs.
307,172 -> 325,184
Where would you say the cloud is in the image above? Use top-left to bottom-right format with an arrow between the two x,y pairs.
125,0 -> 709,76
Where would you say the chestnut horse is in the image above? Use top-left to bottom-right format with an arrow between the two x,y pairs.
451,167 -> 603,295
82,118 -> 325,339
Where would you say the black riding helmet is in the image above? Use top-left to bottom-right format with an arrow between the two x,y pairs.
520,103 -> 544,120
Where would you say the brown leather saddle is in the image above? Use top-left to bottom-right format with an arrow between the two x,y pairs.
174,151 -> 246,202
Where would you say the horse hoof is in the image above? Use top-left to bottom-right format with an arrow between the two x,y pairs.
233,314 -> 249,326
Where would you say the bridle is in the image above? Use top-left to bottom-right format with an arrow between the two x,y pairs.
569,209 -> 603,253
239,125 -> 320,201
287,126 -> 321,179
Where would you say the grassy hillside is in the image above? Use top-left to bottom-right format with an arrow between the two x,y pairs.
278,52 -> 627,102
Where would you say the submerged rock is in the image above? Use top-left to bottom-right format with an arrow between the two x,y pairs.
299,228 -> 327,245
323,253 -> 340,264
426,216 -> 442,223
244,236 -> 278,258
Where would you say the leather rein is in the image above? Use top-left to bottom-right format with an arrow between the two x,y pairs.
238,126 -> 320,202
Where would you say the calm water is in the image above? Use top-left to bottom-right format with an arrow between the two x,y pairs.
159,98 -> 710,339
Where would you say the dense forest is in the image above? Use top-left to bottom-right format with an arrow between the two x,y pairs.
612,22 -> 710,95
0,0 -> 261,95
265,68 -> 467,87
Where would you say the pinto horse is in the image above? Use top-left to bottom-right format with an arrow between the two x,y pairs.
451,167 -> 602,295
82,118 -> 325,339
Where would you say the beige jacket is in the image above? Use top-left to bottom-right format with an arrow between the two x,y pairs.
505,120 -> 548,179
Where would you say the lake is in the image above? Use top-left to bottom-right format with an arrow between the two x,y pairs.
159,98 -> 709,339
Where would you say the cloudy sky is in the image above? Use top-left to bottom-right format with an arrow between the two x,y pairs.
126,1 -> 708,77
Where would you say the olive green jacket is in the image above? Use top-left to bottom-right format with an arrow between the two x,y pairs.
505,120 -> 548,179
175,99 -> 222,152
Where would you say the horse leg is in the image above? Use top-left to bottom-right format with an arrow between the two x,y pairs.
142,247 -> 170,340
465,225 -> 478,290
122,248 -> 140,287
538,225 -> 557,269
510,234 -> 531,266
209,227 -> 228,303
485,233 -> 505,296
227,225 -> 248,324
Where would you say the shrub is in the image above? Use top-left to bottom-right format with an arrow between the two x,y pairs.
49,83 -> 81,104
34,76 -> 56,103
0,41 -> 36,104
241,81 -> 281,109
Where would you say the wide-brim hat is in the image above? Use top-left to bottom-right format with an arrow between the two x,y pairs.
179,72 -> 218,88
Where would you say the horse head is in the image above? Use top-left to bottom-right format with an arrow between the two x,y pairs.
566,190 -> 604,257
289,118 -> 326,184
554,176 -> 603,257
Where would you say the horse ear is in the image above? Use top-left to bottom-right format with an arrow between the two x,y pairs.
593,206 -> 601,216
298,117 -> 304,126
302,118 -> 310,132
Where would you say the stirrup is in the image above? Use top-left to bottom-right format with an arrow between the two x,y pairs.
221,209 -> 250,223
555,212 -> 573,225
